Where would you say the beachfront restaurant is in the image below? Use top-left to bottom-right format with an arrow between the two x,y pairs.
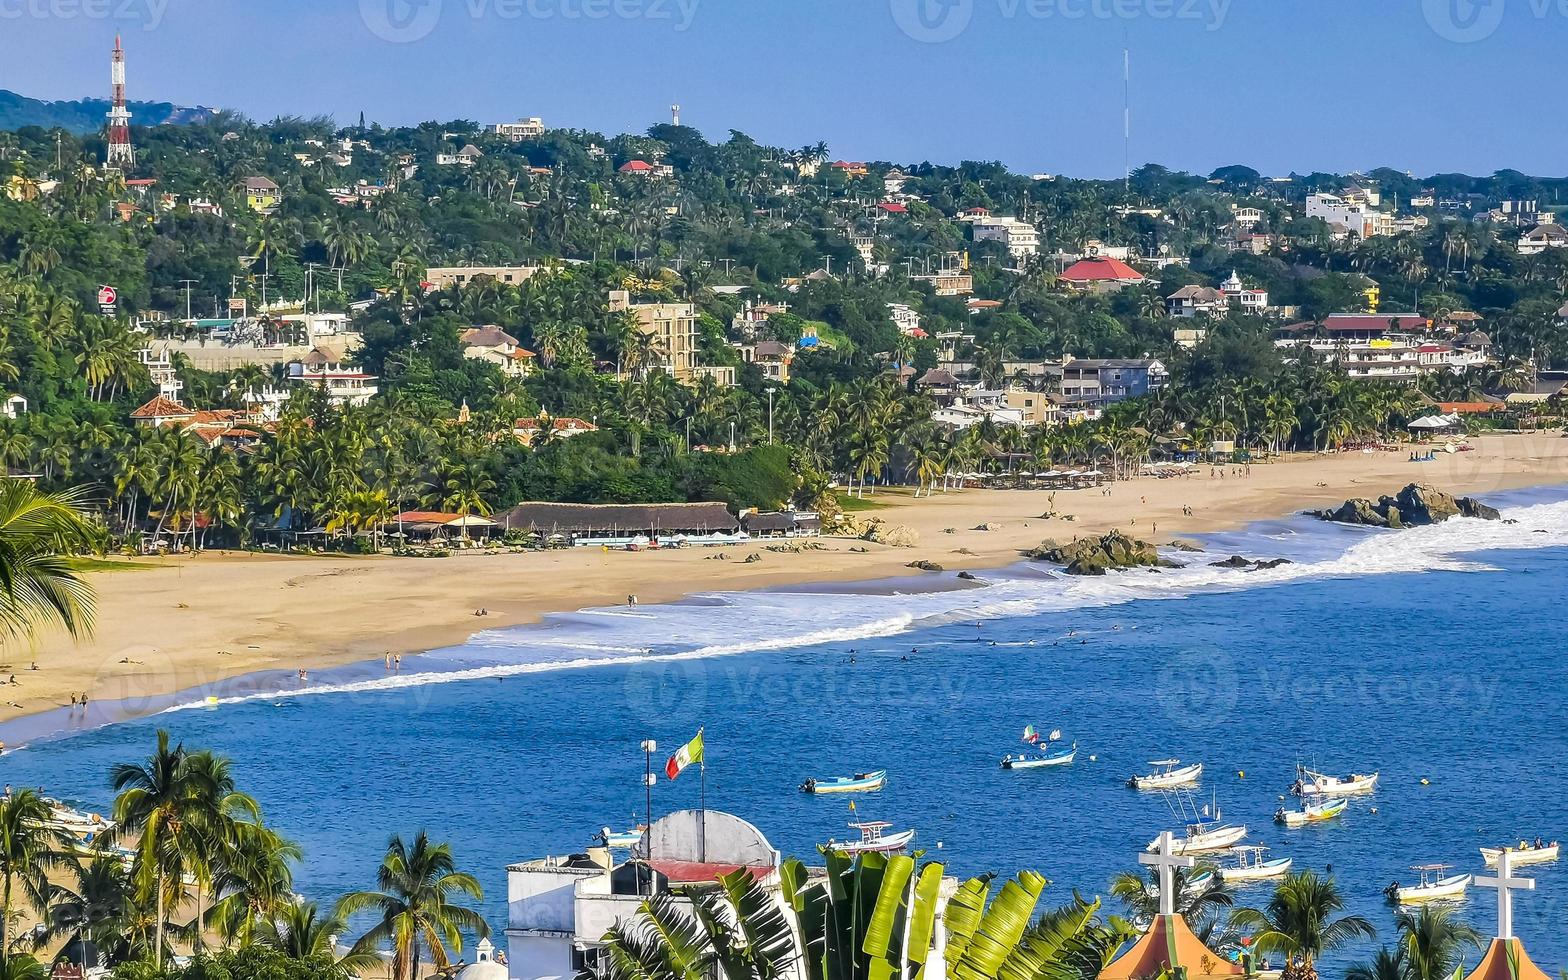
491,501 -> 745,548
390,511 -> 499,543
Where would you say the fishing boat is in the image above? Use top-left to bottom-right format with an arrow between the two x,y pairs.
1128,759 -> 1202,790
597,826 -> 645,849
801,770 -> 887,794
44,799 -> 111,838
1293,766 -> 1379,797
824,821 -> 916,855
1274,797 -> 1348,828
1219,845 -> 1293,883
1001,742 -> 1077,770
1480,841 -> 1559,866
1385,865 -> 1471,905
1147,791 -> 1247,855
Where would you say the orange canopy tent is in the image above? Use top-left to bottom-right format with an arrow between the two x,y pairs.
1098,914 -> 1244,980
1462,938 -> 1551,980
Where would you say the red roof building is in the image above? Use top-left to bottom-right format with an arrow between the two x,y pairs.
619,160 -> 654,173
877,202 -> 908,214
1059,256 -> 1146,293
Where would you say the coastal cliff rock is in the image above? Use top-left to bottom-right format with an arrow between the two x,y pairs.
1028,531 -> 1174,576
857,518 -> 919,548
1317,484 -> 1501,528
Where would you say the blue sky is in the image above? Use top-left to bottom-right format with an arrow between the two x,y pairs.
2,0 -> 1563,178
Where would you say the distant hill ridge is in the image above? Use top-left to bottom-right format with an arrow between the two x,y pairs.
0,89 -> 217,133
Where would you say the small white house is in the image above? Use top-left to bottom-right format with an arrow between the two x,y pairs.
3,394 -> 26,420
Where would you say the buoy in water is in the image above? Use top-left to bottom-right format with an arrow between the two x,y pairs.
1238,770 -> 1245,779
1420,778 -> 1430,786
204,696 -> 219,706
1089,755 -> 1098,762
1370,807 -> 1378,814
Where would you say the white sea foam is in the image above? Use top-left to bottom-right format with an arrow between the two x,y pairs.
160,495 -> 1568,713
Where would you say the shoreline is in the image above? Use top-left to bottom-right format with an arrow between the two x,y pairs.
11,432 -> 1567,731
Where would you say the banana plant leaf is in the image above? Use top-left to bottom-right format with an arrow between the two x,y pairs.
862,854 -> 915,980
950,870 -> 1049,980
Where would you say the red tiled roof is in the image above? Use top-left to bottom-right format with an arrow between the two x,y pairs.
878,202 -> 908,213
1438,401 -> 1503,414
1059,256 -> 1145,282
647,859 -> 772,884
131,395 -> 192,419
619,160 -> 655,173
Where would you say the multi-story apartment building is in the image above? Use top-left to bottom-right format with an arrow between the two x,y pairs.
492,117 -> 546,141
610,291 -> 700,382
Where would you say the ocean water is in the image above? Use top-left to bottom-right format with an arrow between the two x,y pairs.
8,486 -> 1568,972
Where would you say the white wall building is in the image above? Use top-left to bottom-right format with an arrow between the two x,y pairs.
286,347 -> 379,407
888,302 -> 923,337
492,117 -> 546,141
969,216 -> 1040,263
503,810 -> 961,980
1305,193 -> 1394,239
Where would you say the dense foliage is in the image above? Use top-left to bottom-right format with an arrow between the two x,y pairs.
2,116 -> 1565,548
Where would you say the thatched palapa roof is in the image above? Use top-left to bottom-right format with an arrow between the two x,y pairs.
493,501 -> 739,535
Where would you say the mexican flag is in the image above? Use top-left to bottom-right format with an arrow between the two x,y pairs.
665,729 -> 704,780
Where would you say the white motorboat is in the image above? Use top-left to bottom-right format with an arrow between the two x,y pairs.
1128,759 -> 1202,790
1480,841 -> 1559,866
824,821 -> 916,855
1275,797 -> 1348,828
1001,743 -> 1076,770
1147,820 -> 1247,855
44,799 -> 111,838
1386,865 -> 1471,905
1220,845 -> 1293,883
1293,767 -> 1379,797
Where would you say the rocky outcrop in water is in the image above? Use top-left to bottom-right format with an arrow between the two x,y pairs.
1028,531 -> 1177,576
1210,556 -> 1295,571
1317,484 -> 1501,528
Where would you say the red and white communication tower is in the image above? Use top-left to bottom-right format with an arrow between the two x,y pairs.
105,34 -> 135,170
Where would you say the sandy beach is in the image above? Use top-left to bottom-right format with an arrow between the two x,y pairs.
9,432 -> 1566,726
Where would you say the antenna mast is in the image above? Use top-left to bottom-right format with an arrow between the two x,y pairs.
106,34 -> 135,170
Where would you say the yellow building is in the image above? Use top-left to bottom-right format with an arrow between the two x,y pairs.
609,290 -> 700,382
242,176 -> 281,213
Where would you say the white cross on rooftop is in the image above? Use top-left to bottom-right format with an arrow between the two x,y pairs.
1140,830 -> 1196,916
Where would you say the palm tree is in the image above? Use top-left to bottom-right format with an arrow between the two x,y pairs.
336,832 -> 489,980
41,853 -> 138,969
1110,864 -> 1234,928
264,900 -> 381,976
0,789 -> 71,954
108,730 -> 203,969
206,820 -> 301,948
0,955 -> 48,980
1348,946 -> 1410,980
1393,905 -> 1482,980
0,480 -> 97,651
1230,871 -> 1376,980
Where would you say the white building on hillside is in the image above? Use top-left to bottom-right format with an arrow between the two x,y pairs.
492,117 -> 546,141
1306,193 -> 1394,239
969,216 -> 1039,263
286,347 -> 379,407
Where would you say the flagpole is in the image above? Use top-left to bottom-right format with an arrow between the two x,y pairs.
698,727 -> 707,864
641,738 -> 657,897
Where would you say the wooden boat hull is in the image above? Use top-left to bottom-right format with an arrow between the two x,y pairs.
1481,844 -> 1558,866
